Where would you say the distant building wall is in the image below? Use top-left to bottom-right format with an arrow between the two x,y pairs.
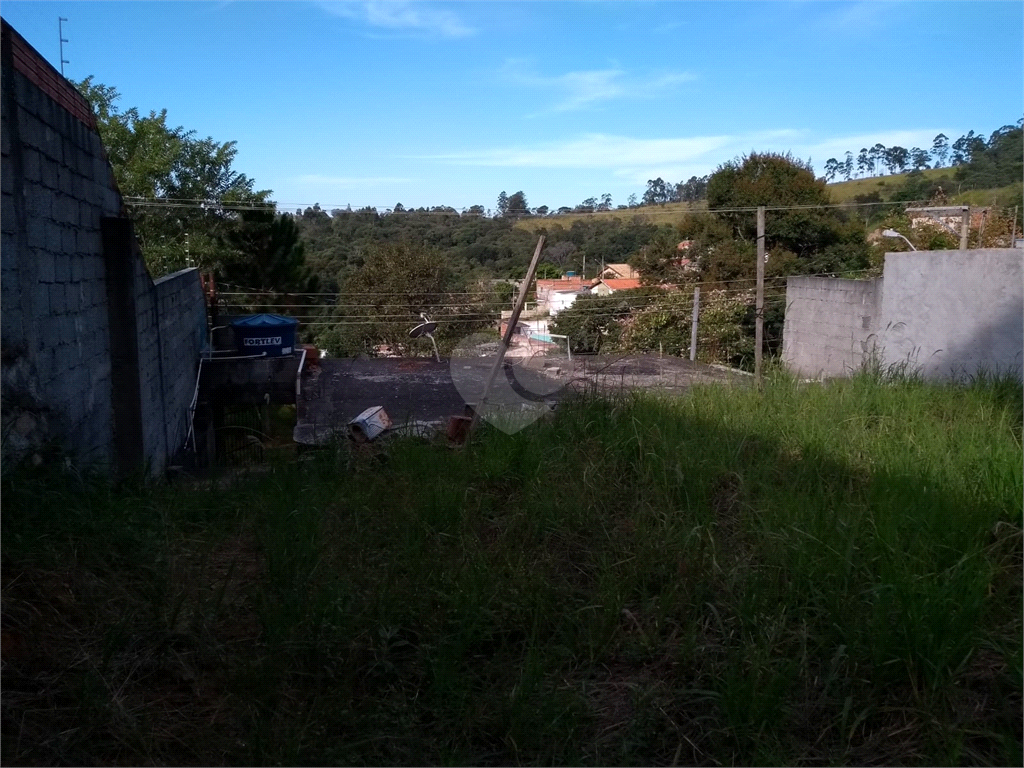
1,20 -> 207,474
783,250 -> 1023,380
549,290 -> 585,315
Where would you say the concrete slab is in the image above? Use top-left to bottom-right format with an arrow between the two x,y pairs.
294,354 -> 743,446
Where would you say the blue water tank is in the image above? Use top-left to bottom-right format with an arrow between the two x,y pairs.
230,314 -> 299,356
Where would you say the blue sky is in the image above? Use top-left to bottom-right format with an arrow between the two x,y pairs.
3,1 -> 1021,213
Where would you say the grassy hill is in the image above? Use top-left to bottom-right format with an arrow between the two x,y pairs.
515,201 -> 707,232
825,167 -> 950,203
827,169 -> 1020,209
517,169 -> 1019,234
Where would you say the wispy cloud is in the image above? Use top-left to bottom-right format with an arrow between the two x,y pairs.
500,61 -> 697,113
653,20 -> 685,34
810,0 -> 897,35
296,174 -> 414,185
416,131 -> 804,184
411,126 -> 972,184
319,1 -> 475,39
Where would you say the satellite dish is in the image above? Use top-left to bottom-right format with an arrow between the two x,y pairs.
409,313 -> 441,362
409,322 -> 437,338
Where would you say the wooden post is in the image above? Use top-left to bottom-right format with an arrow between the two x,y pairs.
689,286 -> 700,362
470,236 -> 546,435
960,206 -> 969,250
755,206 -> 765,384
1011,206 -> 1018,247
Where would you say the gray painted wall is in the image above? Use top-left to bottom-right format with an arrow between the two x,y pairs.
782,277 -> 881,379
1,21 -> 207,473
783,250 -> 1023,380
871,249 -> 1023,379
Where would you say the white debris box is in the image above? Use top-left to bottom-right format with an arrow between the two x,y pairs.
349,406 -> 392,442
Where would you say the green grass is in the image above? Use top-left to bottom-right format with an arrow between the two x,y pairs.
514,173 -> 1017,234
3,372 -> 1022,765
515,201 -> 708,232
825,168 -> 951,203
827,169 -> 1019,209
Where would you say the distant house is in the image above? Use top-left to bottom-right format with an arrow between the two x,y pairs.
672,241 -> 700,273
906,206 -> 986,236
535,276 -> 594,304
535,275 -> 596,316
549,288 -> 590,315
498,318 -> 557,356
600,263 -> 639,280
591,278 -> 643,296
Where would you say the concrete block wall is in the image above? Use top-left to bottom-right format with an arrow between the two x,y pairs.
153,269 -> 208,464
872,250 -> 1023,379
1,20 -> 207,474
782,276 -> 881,379
783,250 -> 1023,381
2,23 -> 117,466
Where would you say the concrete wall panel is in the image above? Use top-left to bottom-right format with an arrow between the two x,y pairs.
1,21 -> 207,474
784,251 -> 1023,381
873,250 -> 1023,379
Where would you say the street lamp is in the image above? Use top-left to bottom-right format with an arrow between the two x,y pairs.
881,228 -> 917,251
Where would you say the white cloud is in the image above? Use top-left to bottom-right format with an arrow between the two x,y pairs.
296,174 -> 414,185
500,61 -> 696,112
416,132 -> 802,185
818,0 -> 892,31
319,1 -> 475,38
413,126 -> 967,186
421,133 -> 729,169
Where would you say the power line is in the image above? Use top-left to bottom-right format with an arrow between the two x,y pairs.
218,290 -> 793,321
217,267 -> 875,299
217,289 -> 502,297
123,194 -> 1016,217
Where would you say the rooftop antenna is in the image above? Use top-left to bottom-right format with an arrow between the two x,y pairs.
58,17 -> 69,77
409,312 -> 440,362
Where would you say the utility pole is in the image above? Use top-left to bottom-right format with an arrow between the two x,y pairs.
58,17 -> 69,77
755,206 -> 765,385
470,235 -> 546,438
689,286 -> 700,362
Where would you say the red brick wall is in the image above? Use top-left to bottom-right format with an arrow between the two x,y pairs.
7,23 -> 96,130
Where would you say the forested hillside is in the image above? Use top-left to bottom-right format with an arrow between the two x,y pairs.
293,205 -> 675,288
73,76 -> 1021,365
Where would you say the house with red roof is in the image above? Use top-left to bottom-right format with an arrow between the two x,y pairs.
591,278 -> 643,296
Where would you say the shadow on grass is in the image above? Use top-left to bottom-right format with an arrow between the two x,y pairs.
2,373 -> 1021,766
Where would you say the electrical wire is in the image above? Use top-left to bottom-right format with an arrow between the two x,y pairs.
215,267 -> 875,299
216,292 -> 793,323
123,195 -> 1018,217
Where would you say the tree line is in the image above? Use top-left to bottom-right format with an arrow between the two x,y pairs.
75,76 -> 1020,364
822,122 -> 1022,183
486,175 -> 712,219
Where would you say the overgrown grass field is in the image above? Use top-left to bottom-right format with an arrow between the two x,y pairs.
3,373 -> 1021,765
